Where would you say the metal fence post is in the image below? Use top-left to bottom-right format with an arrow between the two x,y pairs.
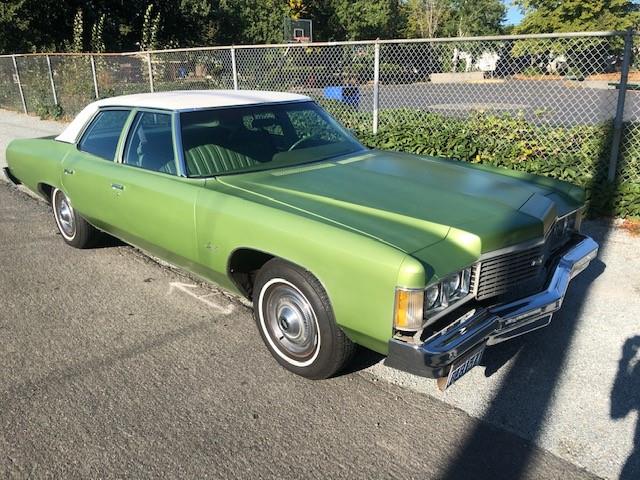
372,41 -> 380,135
12,55 -> 27,114
608,28 -> 633,182
46,55 -> 58,105
231,47 -> 239,90
146,52 -> 155,92
90,55 -> 99,99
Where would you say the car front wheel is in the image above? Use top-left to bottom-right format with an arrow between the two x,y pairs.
52,188 -> 97,248
253,259 -> 355,379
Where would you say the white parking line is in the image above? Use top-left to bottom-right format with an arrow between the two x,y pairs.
168,281 -> 235,315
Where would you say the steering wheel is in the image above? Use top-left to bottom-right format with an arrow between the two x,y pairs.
288,134 -> 321,151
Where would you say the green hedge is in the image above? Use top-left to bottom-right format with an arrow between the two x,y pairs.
320,101 -> 639,218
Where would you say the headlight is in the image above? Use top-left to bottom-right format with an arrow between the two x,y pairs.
394,266 -> 473,331
424,267 -> 472,318
425,284 -> 439,309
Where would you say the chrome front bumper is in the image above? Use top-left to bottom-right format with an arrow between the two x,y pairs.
385,235 -> 599,378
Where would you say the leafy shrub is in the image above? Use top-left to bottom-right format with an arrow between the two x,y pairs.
318,100 -> 639,218
35,103 -> 64,120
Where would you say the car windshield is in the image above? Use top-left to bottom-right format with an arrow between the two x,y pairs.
180,101 -> 365,177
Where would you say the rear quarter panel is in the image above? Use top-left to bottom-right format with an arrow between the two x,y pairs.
7,138 -> 73,199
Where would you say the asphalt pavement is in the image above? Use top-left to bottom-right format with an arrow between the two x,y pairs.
1,109 -> 639,479
0,182 -> 598,479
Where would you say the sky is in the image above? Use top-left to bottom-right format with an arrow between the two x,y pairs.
503,1 -> 524,26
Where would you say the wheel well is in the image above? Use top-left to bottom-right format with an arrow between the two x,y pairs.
37,183 -> 54,204
227,249 -> 275,299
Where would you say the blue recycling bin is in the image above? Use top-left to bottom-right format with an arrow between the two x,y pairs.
323,85 -> 360,108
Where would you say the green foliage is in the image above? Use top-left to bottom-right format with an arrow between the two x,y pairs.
35,103 -> 63,120
141,4 -> 161,51
444,0 -> 505,37
70,9 -> 84,53
318,102 -> 639,218
331,0 -> 399,40
90,14 -> 106,53
404,0 -> 450,38
404,0 -> 504,38
218,0 -> 288,44
515,0 -> 640,34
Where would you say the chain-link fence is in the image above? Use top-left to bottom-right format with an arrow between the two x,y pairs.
0,31 -> 638,216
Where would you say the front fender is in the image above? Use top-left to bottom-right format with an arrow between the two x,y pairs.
195,185 -> 410,354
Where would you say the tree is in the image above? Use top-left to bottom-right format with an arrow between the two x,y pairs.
332,0 -> 402,40
140,4 -> 161,51
91,14 -> 106,53
514,0 -> 640,33
217,0 -> 288,44
169,0 -> 219,47
70,9 -> 84,53
444,0 -> 505,37
288,0 -> 308,19
405,0 -> 450,38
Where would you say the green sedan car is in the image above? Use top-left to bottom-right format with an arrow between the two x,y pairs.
4,90 -> 598,386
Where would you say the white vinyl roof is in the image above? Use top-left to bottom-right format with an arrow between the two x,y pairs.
56,90 -> 311,144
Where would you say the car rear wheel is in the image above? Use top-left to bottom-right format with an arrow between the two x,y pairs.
52,188 -> 97,248
253,258 -> 356,379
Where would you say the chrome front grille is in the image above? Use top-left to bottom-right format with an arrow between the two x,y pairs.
476,244 -> 546,301
474,211 -> 581,302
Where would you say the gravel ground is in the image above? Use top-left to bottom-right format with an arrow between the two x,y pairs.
2,109 -> 638,479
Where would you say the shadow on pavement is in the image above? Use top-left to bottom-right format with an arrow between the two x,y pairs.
93,231 -> 126,248
611,335 -> 640,479
440,218 -> 611,479
339,346 -> 384,377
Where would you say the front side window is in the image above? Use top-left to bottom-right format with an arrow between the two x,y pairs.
123,111 -> 176,175
78,109 -> 130,161
180,101 -> 365,177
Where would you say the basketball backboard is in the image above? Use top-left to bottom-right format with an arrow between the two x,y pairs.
284,18 -> 313,43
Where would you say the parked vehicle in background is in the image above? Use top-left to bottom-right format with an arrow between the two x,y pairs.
4,90 -> 598,387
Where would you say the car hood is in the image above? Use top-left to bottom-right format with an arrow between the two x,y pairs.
218,150 -> 583,255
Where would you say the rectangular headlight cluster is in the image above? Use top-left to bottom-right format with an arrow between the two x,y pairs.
424,267 -> 472,317
393,267 -> 473,332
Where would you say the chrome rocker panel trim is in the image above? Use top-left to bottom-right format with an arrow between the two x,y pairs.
385,235 -> 599,379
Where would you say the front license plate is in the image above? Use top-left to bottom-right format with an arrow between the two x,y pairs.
439,343 -> 486,391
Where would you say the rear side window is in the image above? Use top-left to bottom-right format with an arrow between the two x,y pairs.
123,112 -> 176,175
78,110 -> 130,161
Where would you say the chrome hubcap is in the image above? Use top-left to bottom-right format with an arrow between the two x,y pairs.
263,283 -> 318,359
56,193 -> 75,238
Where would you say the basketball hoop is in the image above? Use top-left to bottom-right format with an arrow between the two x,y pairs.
284,18 -> 313,43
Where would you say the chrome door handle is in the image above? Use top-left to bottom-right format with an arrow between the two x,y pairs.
111,183 -> 124,191
63,168 -> 74,175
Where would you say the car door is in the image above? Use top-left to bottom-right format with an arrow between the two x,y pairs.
61,108 -> 132,234
111,109 -> 203,271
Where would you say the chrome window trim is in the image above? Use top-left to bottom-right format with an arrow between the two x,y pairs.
76,107 -> 133,161
172,111 -> 187,177
176,100 -> 366,179
118,108 -> 179,177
